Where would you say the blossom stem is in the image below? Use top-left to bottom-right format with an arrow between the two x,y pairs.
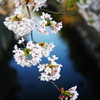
50,80 -> 61,92
26,5 -> 34,43
22,43 -> 26,48
26,5 -> 31,19
31,31 -> 34,43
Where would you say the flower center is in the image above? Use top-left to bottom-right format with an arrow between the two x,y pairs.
39,42 -> 45,47
23,0 -> 31,3
13,15 -> 22,21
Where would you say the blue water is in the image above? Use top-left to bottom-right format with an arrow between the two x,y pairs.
9,27 -> 95,100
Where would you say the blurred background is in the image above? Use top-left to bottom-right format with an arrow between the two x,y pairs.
0,0 -> 100,100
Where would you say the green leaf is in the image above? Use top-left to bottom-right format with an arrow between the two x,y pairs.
66,0 -> 72,9
61,91 -> 65,94
50,65 -> 56,68
83,0 -> 87,4
25,52 -> 28,57
89,19 -> 95,23
47,20 -> 51,25
66,91 -> 71,97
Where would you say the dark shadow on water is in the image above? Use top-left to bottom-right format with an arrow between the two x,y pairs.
0,15 -> 21,100
60,24 -> 100,100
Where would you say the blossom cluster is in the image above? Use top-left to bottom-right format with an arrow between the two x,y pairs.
4,8 -> 35,36
38,12 -> 63,35
4,6 -> 62,36
13,38 -> 55,67
77,0 -> 100,32
38,55 -> 62,81
14,0 -> 47,12
58,86 -> 79,100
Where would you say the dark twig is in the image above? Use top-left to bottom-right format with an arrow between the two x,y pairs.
40,4 -> 74,15
26,5 -> 34,43
50,80 -> 61,92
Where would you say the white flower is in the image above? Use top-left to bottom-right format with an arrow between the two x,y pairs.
14,0 -> 47,12
26,41 -> 34,49
39,19 -> 47,25
38,64 -> 45,71
40,12 -> 47,19
12,45 -> 18,53
14,8 -> 22,17
18,37 -> 25,44
52,72 -> 61,81
51,22 -> 63,34
38,42 -> 55,57
41,12 -> 52,20
68,86 -> 79,100
45,67 -> 51,74
13,49 -> 27,67
50,20 -> 57,27
48,55 -> 58,62
42,50 -> 50,57
39,73 -> 49,81
46,42 -> 55,51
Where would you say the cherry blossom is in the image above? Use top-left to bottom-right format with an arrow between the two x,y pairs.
38,55 -> 62,81
45,67 -> 52,74
13,42 -> 38,67
38,12 -> 63,35
40,12 -> 53,20
13,39 -> 55,67
58,86 -> 79,100
4,8 -> 35,36
38,42 -> 55,57
48,55 -> 58,62
37,64 -> 45,71
26,41 -> 34,49
68,86 -> 79,100
14,0 -> 47,12
18,37 -> 25,44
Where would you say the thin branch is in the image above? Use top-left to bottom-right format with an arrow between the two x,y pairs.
26,5 -> 34,43
26,5 -> 31,19
31,31 -> 34,43
40,5 -> 74,15
50,80 -> 61,92
40,8 -> 62,14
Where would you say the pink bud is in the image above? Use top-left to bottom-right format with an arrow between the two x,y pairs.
41,62 -> 43,64
18,21 -> 20,24
58,95 -> 61,99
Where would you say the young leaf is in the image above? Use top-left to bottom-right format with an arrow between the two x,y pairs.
83,0 -> 87,4
89,19 -> 95,23
66,91 -> 71,97
66,0 -> 72,10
